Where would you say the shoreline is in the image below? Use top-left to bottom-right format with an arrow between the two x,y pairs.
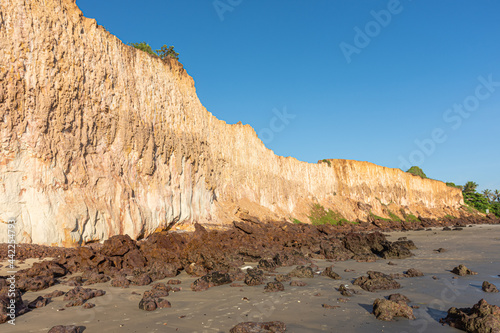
1,224 -> 500,332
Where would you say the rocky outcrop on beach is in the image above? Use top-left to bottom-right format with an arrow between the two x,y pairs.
441,299 -> 500,333
482,281 -> 499,293
0,222 -> 417,299
353,271 -> 401,292
372,298 -> 416,321
451,264 -> 478,276
0,0 -> 476,246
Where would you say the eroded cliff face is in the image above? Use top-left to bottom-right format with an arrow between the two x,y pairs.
0,0 -> 464,245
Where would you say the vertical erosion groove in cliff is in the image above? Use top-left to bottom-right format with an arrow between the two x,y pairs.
0,0 -> 464,245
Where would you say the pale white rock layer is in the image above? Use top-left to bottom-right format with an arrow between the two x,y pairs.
0,0 -> 464,246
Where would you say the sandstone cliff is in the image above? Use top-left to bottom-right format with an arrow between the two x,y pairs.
0,0 -> 464,245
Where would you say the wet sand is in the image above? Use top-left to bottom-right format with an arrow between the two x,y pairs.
2,224 -> 500,333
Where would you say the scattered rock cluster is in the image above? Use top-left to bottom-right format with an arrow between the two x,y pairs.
138,283 -> 174,311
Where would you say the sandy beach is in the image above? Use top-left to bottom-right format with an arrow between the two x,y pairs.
1,224 -> 499,332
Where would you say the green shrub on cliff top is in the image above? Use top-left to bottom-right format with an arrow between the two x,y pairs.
129,42 -> 156,55
318,159 -> 332,167
129,42 -> 179,60
406,166 -> 427,179
446,182 -> 462,189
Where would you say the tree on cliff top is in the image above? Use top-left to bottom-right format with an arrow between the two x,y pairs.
156,45 -> 179,60
129,42 -> 179,60
406,166 -> 427,179
463,181 -> 478,194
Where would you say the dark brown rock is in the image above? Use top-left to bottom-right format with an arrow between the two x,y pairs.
191,271 -> 232,291
290,280 -> 307,287
28,296 -> 49,308
353,271 -> 401,292
258,258 -> 278,272
65,299 -> 85,307
264,281 -> 284,292
405,268 -> 424,277
321,265 -> 341,280
156,299 -> 172,309
451,264 -> 478,276
275,274 -> 291,283
288,266 -> 314,278
244,269 -> 265,286
63,276 -> 83,287
63,286 -> 106,306
167,279 -> 182,285
83,272 -> 110,285
82,303 -> 95,309
130,273 -> 152,286
101,234 -> 137,257
122,249 -> 147,269
28,261 -> 67,278
440,299 -> 500,332
17,275 -> 57,292
373,298 -> 416,321
151,283 -> 172,297
138,289 -> 172,311
482,281 -> 499,293
44,290 -> 65,298
380,241 -> 414,259
322,304 -> 340,309
229,321 -> 286,333
138,296 -> 157,311
185,262 -> 208,277
146,262 -> 179,281
47,325 -> 85,333
388,293 -> 411,304
110,275 -> 130,288
338,284 -> 357,297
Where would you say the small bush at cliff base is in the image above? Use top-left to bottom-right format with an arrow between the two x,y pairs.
369,211 -> 390,221
309,204 -> 345,225
387,210 -> 401,222
406,214 -> 419,223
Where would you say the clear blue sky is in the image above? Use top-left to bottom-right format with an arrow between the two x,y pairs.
76,0 -> 500,192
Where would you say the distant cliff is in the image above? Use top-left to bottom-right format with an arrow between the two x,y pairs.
0,0 -> 464,245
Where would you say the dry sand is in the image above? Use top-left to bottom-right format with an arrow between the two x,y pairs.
2,224 -> 500,333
